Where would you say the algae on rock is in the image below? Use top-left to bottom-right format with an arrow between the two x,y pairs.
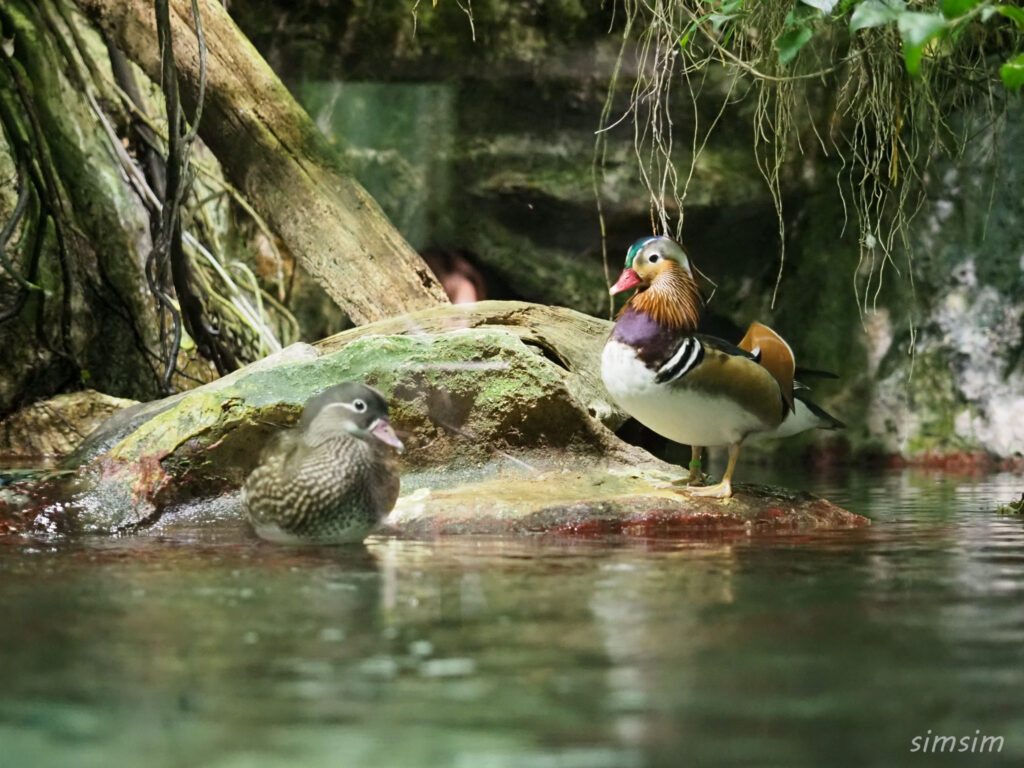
50,302 -> 627,531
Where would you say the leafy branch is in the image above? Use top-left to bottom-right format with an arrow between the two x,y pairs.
775,0 -> 1024,88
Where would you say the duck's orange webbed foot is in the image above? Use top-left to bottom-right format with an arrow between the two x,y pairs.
670,447 -> 707,486
681,444 -> 739,499
682,479 -> 733,499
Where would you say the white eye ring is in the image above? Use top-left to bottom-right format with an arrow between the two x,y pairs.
352,399 -> 367,412
649,253 -> 660,263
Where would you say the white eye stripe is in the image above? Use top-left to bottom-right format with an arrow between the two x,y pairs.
643,243 -> 691,271
322,401 -> 368,415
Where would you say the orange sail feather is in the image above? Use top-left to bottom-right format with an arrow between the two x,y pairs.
738,322 -> 795,413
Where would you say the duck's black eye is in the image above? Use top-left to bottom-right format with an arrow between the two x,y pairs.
352,399 -> 367,412
649,254 -> 660,263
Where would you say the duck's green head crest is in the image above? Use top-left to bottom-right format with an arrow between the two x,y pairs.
625,236 -> 660,269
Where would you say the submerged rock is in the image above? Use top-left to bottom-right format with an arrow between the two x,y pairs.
389,465 -> 864,537
2,301 -> 865,538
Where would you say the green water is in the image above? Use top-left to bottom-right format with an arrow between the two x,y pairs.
2,469 -> 1023,767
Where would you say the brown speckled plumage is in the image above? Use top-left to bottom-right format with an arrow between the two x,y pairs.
241,383 -> 401,544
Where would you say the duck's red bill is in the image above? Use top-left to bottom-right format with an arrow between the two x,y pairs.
370,419 -> 404,452
610,268 -> 641,295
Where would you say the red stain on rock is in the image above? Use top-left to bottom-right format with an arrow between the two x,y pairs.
395,488 -> 869,539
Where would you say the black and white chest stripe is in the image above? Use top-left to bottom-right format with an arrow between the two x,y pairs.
654,336 -> 704,383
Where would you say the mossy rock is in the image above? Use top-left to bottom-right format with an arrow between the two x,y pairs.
18,302 -> 623,530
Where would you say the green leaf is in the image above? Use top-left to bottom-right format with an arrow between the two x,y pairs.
898,12 -> 948,47
940,0 -> 978,19
998,5 -> 1024,30
679,22 -> 696,53
850,0 -> 905,32
776,26 -> 814,63
1001,52 -> 1024,92
709,12 -> 737,33
709,0 -> 745,30
897,11 -> 947,75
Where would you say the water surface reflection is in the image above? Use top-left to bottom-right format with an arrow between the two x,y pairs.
1,469 -> 1022,766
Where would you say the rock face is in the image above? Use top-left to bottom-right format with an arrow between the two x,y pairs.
1,301 -> 865,538
0,391 -> 138,462
864,114 -> 1024,460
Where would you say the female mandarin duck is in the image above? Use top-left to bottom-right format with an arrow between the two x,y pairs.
600,236 -> 843,499
242,383 -> 404,543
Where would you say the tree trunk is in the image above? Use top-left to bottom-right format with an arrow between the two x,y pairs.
77,0 -> 448,325
1,0 -> 184,411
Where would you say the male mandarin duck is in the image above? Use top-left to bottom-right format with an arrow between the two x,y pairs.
600,236 -> 843,498
242,383 -> 404,543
